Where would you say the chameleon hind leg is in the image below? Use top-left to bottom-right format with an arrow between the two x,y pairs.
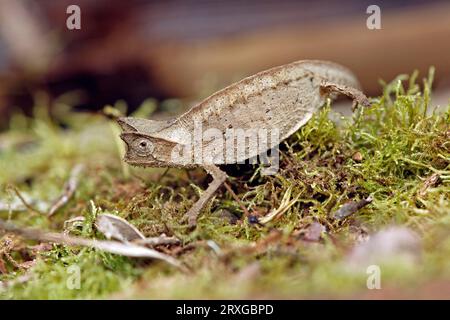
320,81 -> 371,110
186,165 -> 227,228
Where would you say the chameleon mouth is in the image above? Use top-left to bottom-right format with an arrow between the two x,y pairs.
123,158 -> 157,167
123,159 -> 143,166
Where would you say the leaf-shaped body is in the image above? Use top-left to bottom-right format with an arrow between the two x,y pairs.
175,60 -> 359,139
120,60 -> 362,166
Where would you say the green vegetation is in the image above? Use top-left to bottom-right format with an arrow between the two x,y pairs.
0,70 -> 449,299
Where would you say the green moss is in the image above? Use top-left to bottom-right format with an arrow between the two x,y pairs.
1,249 -> 138,299
0,69 -> 449,299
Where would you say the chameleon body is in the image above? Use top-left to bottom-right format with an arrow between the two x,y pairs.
118,60 -> 369,227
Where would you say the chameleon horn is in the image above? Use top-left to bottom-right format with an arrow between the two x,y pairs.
117,117 -> 138,132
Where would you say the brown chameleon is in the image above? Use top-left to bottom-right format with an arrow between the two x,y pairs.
118,60 -> 370,227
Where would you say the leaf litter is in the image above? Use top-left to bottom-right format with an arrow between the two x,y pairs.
0,218 -> 182,269
0,68 -> 449,298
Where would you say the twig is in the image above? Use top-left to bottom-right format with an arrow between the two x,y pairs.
48,164 -> 84,216
6,185 -> 43,215
0,219 -> 182,269
223,182 -> 250,217
133,235 -> 181,247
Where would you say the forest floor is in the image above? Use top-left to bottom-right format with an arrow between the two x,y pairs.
0,70 -> 449,299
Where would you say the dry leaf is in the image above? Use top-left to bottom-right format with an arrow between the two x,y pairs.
95,213 -> 145,242
333,196 -> 373,220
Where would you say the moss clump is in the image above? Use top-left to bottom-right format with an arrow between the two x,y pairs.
0,70 -> 449,299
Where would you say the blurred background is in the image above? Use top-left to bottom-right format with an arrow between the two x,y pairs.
0,0 -> 450,128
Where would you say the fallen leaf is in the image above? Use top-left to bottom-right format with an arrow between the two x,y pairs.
333,196 -> 373,220
95,213 -> 145,242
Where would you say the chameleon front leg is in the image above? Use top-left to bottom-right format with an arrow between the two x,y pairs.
186,165 -> 227,228
320,81 -> 371,110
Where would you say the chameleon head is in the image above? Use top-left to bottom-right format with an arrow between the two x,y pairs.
118,118 -> 181,167
119,132 -> 158,166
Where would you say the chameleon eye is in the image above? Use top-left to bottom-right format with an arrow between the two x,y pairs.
133,138 -> 154,156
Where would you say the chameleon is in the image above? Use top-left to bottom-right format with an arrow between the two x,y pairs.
117,60 -> 370,228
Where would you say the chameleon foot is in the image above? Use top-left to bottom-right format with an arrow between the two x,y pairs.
186,165 -> 227,228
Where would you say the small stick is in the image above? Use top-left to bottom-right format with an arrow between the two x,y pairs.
223,182 -> 250,217
48,164 -> 84,216
6,185 -> 43,215
133,235 -> 180,247
0,219 -> 182,269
